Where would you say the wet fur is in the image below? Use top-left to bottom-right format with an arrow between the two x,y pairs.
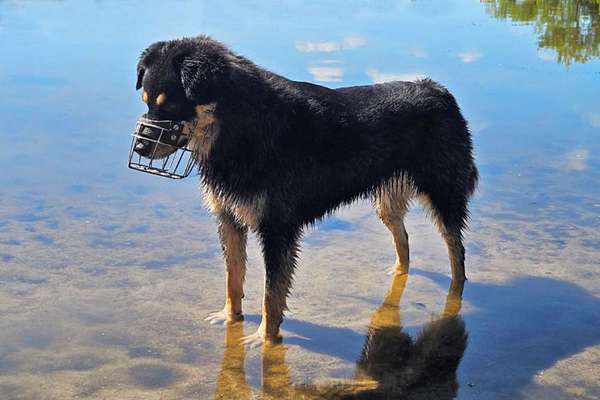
136,35 -> 478,338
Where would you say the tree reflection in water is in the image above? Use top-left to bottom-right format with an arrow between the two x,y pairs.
483,0 -> 600,65
213,275 -> 467,400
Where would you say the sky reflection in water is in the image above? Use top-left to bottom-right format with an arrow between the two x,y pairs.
0,1 -> 599,399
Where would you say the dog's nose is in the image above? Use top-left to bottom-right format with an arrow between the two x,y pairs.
141,126 -> 159,139
134,138 -> 151,156
135,141 -> 146,151
134,125 -> 160,156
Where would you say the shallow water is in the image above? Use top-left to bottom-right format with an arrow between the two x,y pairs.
1,1 -> 599,399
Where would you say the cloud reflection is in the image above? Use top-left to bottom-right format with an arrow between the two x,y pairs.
410,48 -> 428,58
296,41 -> 339,53
457,51 -> 482,63
309,65 -> 344,82
563,149 -> 590,171
590,113 -> 600,128
366,68 -> 426,83
342,35 -> 367,49
296,35 -> 367,53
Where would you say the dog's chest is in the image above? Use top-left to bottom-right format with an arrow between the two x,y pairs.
203,186 -> 265,228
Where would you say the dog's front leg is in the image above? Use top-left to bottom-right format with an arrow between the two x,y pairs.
205,212 -> 247,324
243,226 -> 300,346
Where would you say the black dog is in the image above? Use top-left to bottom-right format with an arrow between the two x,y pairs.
134,35 -> 478,345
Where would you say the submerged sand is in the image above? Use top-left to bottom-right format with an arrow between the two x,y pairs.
0,174 -> 598,399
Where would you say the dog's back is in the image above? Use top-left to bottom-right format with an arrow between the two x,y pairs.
265,76 -> 478,284
271,77 -> 478,232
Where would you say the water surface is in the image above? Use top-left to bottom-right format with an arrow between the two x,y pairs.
1,1 -> 599,399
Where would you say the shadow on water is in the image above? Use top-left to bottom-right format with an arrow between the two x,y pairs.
214,275 -> 467,400
413,269 -> 600,398
214,270 -> 600,399
483,0 -> 600,65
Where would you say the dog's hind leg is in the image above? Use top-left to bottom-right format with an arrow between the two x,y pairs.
242,226 -> 301,346
206,212 -> 247,324
374,179 -> 413,275
419,192 -> 469,282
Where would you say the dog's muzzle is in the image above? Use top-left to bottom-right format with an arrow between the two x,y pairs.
128,115 -> 197,179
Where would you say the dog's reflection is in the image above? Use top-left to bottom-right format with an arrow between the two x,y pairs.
213,275 -> 467,399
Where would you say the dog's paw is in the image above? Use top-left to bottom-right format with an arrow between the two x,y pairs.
240,330 -> 265,348
240,329 -> 282,348
204,309 -> 243,326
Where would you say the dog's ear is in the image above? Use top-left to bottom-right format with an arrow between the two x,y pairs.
136,48 -> 151,90
136,42 -> 163,90
136,64 -> 145,90
179,49 -> 228,104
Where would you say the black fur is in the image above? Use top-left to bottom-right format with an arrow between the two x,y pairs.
136,35 -> 478,336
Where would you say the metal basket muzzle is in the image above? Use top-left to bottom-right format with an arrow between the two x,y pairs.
128,116 -> 197,179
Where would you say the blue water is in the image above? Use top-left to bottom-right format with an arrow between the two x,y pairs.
1,1 -> 599,399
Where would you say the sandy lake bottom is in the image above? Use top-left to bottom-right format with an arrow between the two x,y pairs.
1,1 -> 599,399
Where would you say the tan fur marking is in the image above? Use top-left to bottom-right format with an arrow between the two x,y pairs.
142,91 -> 149,103
374,176 -> 416,273
219,216 -> 247,319
185,103 -> 219,157
203,185 -> 265,229
156,93 -> 167,106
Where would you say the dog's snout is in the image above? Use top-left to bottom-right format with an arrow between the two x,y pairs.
141,126 -> 159,139
133,125 -> 161,157
135,138 -> 148,150
132,117 -> 188,161
133,138 -> 152,156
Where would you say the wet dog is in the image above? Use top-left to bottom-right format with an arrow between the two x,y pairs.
134,35 -> 478,345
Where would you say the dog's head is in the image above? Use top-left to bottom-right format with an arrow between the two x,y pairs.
133,36 -> 231,159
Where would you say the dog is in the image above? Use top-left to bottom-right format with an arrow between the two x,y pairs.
134,35 -> 478,345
